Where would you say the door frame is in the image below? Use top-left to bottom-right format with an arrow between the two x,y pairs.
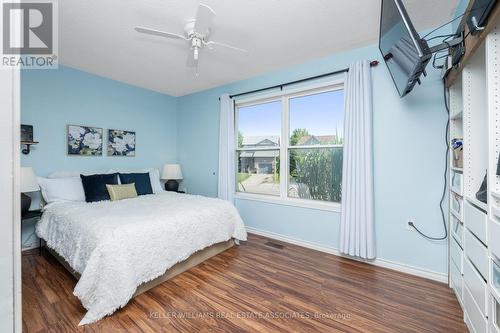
0,43 -> 22,333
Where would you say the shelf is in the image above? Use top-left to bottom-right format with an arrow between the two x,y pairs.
451,111 -> 463,120
451,210 -> 462,223
451,166 -> 464,173
466,196 -> 488,213
21,141 -> 38,155
451,186 -> 463,196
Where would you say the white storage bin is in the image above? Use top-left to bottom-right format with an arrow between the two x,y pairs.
452,192 -> 464,221
491,260 -> 500,300
451,171 -> 463,196
452,215 -> 464,247
465,200 -> 488,245
464,257 -> 488,316
490,218 -> 500,260
465,229 -> 489,280
451,237 -> 463,273
464,285 -> 488,333
489,292 -> 500,333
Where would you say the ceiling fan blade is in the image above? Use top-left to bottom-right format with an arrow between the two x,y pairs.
194,4 -> 215,36
135,26 -> 188,40
205,40 -> 248,53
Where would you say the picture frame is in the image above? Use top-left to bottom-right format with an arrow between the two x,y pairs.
67,125 -> 103,156
107,129 -> 136,157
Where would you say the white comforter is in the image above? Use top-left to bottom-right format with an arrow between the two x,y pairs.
36,192 -> 247,325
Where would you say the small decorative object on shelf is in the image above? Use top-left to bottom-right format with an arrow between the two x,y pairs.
451,138 -> 463,169
162,164 -> 183,191
497,151 -> 500,176
21,124 -> 38,155
476,172 -> 487,204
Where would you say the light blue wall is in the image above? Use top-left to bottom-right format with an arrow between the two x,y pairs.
21,65 -> 177,247
20,41 -> 451,274
21,66 -> 177,176
453,0 -> 469,31
177,44 -> 449,275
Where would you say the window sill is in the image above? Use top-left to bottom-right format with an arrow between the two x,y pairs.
234,193 -> 341,212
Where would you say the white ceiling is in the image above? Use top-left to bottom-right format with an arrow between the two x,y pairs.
59,0 -> 459,96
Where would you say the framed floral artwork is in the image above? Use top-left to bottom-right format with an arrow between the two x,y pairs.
67,125 -> 103,156
107,129 -> 136,156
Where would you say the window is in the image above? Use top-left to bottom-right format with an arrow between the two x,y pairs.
235,84 -> 344,207
236,100 -> 281,196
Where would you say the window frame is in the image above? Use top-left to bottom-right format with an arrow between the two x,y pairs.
234,79 -> 344,212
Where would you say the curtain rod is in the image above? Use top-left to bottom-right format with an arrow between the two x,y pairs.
227,60 -> 379,99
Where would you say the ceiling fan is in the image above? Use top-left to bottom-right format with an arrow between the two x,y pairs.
135,3 -> 248,71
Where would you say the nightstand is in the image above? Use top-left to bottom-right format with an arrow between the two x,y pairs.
22,209 -> 43,255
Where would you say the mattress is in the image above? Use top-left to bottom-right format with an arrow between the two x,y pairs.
36,191 -> 247,325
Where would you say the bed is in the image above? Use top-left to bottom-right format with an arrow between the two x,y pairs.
36,191 -> 247,325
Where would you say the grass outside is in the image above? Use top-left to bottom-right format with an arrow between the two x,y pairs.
237,173 -> 251,183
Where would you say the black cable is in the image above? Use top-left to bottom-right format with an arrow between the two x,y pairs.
431,29 -> 475,69
426,33 -> 457,42
422,13 -> 467,39
422,3 -> 490,39
432,49 -> 450,69
409,85 -> 449,241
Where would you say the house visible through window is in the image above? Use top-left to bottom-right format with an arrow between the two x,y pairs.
236,84 -> 344,204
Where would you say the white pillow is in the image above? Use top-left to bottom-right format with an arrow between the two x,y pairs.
148,169 -> 163,194
37,177 -> 86,203
47,168 -> 164,194
110,168 -> 163,194
48,170 -> 115,178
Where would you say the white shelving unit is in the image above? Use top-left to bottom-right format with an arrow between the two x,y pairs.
448,16 -> 500,333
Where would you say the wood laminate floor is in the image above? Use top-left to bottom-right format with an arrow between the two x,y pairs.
23,234 -> 467,333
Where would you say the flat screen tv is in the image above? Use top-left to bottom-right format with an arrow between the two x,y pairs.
379,0 -> 432,97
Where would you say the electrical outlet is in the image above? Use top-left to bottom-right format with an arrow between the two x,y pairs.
406,219 -> 415,231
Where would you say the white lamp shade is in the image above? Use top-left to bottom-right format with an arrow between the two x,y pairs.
21,167 -> 39,193
162,164 -> 183,180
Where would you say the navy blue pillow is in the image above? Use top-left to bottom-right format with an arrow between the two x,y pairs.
80,173 -> 119,203
119,173 -> 153,196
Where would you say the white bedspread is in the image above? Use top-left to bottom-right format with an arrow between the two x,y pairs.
36,192 -> 247,325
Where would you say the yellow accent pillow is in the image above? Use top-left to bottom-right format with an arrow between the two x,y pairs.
106,183 -> 138,201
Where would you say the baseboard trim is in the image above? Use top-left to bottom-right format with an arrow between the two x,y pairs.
246,226 -> 448,284
22,243 -> 39,252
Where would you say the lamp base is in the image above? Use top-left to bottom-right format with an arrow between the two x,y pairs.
165,180 -> 179,192
21,193 -> 31,217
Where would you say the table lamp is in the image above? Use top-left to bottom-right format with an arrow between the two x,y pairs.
161,164 -> 183,192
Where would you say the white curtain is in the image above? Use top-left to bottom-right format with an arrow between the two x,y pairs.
218,94 -> 236,202
339,60 -> 375,259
